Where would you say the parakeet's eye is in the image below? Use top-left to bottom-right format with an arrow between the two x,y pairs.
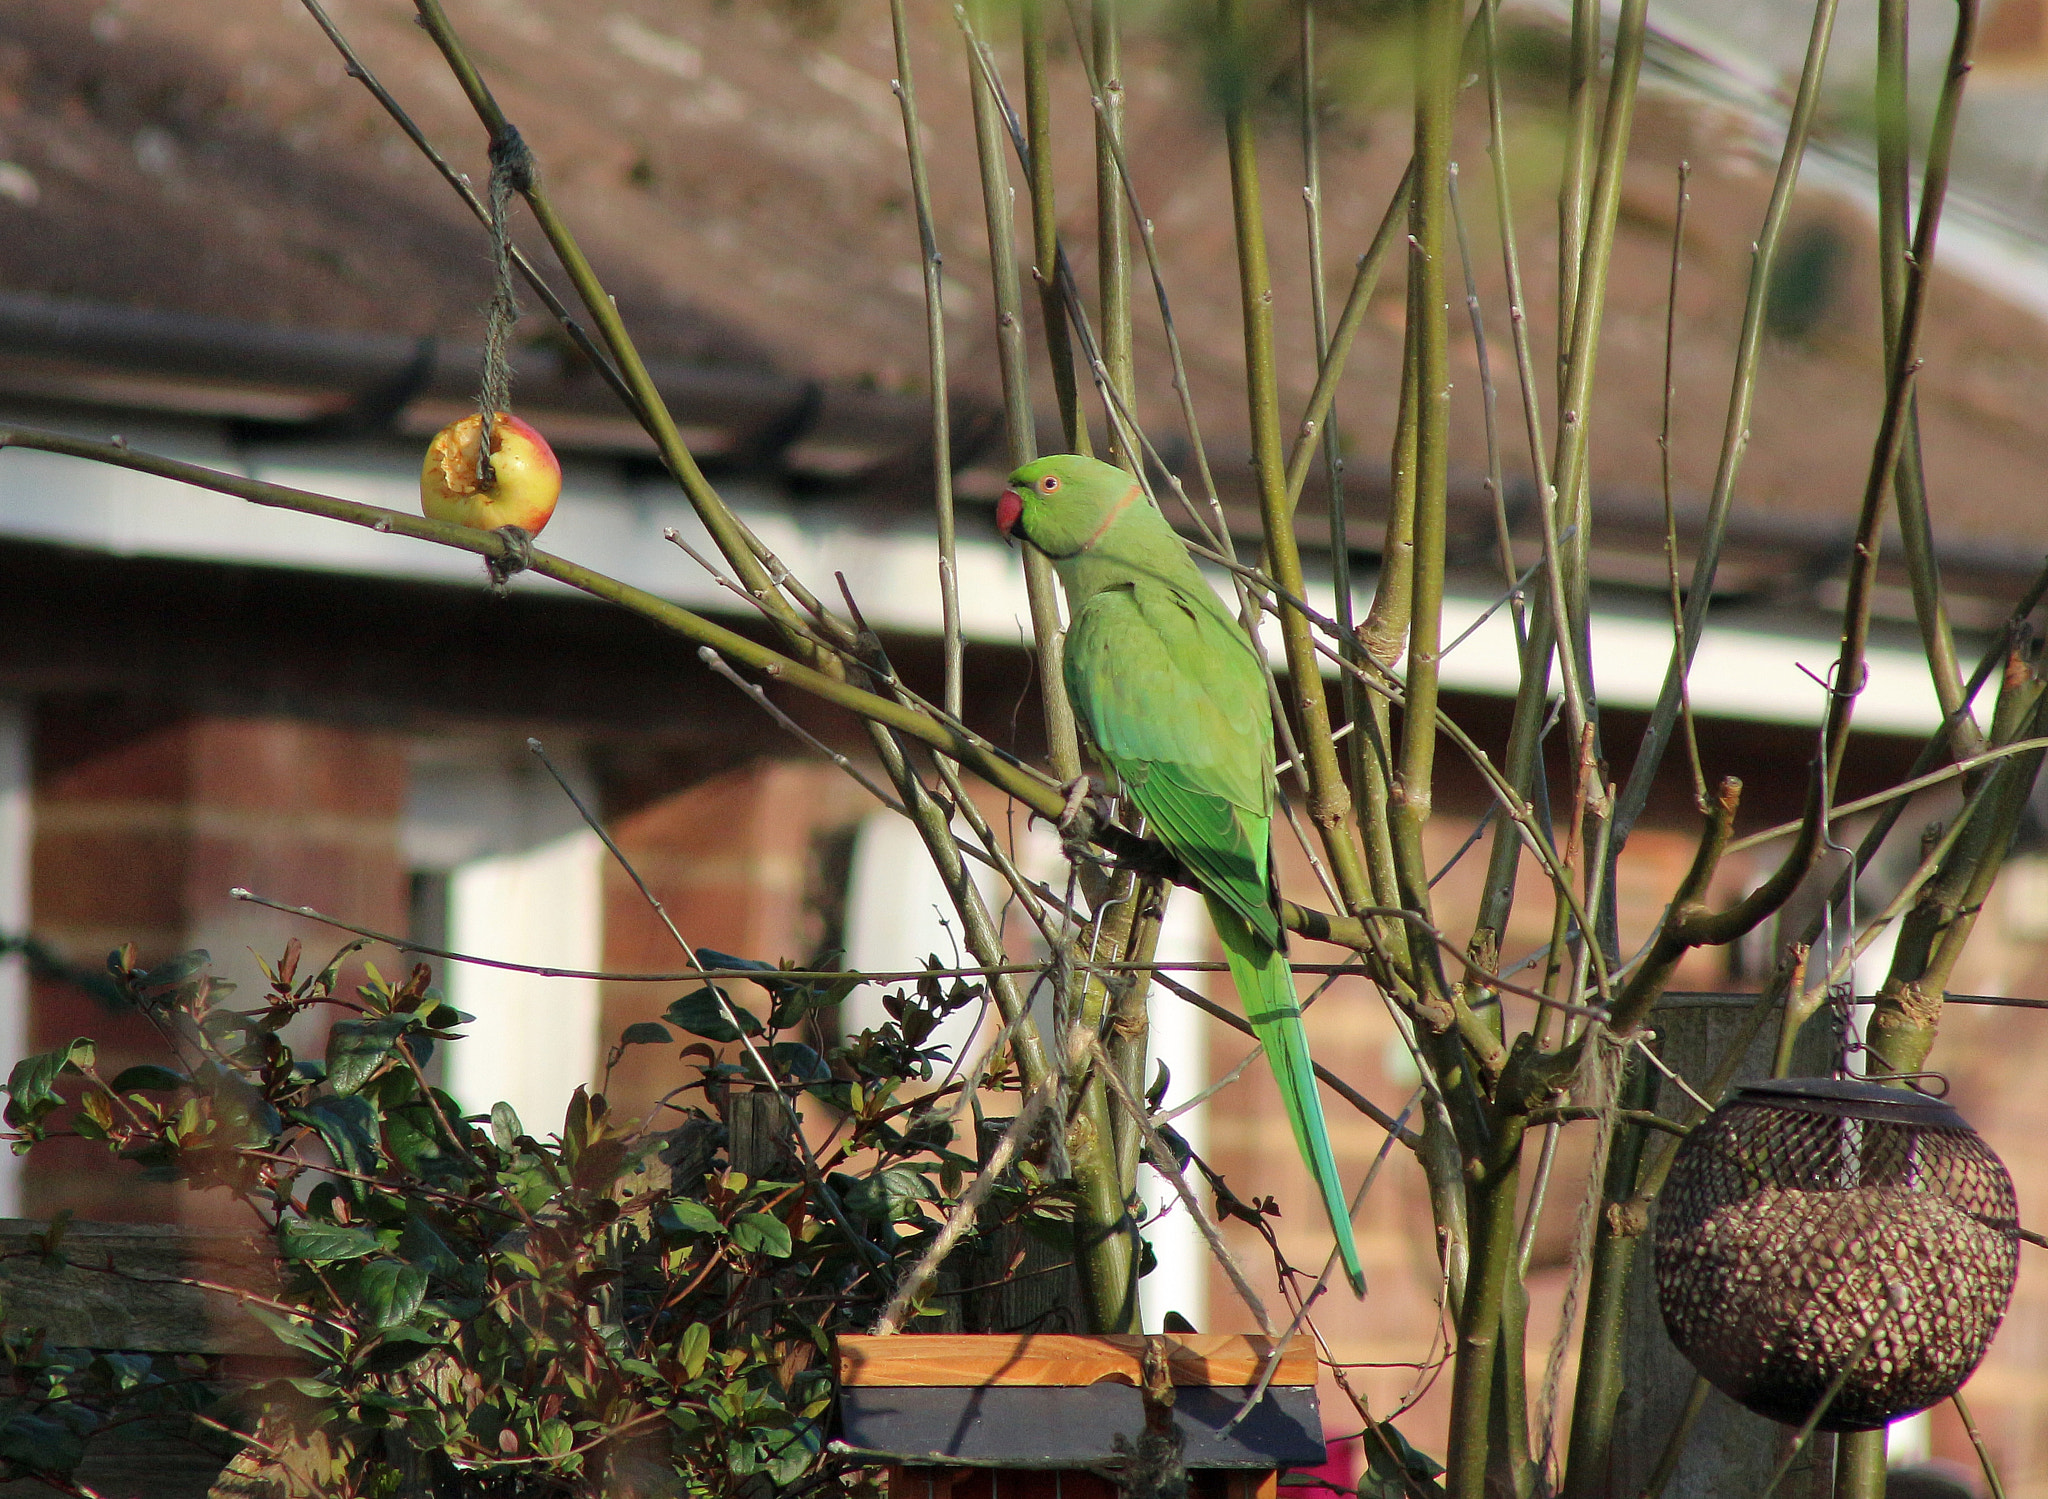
1040,475 -> 1062,493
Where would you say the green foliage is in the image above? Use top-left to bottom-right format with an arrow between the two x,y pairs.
0,939 -> 1066,1497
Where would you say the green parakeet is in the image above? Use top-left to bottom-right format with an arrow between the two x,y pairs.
997,452 -> 1365,1297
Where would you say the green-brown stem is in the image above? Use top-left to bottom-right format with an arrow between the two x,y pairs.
1362,294 -> 1420,672
1022,2 -> 1090,455
1219,0 -> 1376,918
887,0 -> 963,720
1558,1052 -> 1655,1499
865,726 -> 1052,1101
1446,1128 -> 1527,1499
1557,0 -> 1599,384
1283,162 -> 1415,511
1835,1431 -> 1887,1499
962,3 -> 1083,784
1091,0 -> 1134,470
1878,0 -> 1975,760
1400,0 -> 1462,822
1868,668 -> 2048,1075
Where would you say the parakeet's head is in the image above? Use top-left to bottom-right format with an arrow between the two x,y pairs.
996,453 -> 1139,559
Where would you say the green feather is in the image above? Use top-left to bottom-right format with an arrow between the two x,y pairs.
1009,452 -> 1367,1298
1208,899 -> 1365,1296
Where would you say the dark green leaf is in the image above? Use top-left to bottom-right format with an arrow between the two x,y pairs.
664,1199 -> 721,1236
291,1095 -> 382,1178
136,952 -> 208,992
729,1212 -> 792,1258
844,1166 -> 933,1223
326,1016 -> 415,1097
619,1022 -> 673,1047
205,1071 -> 281,1144
663,988 -> 760,1043
356,1259 -> 428,1330
278,1218 -> 380,1263
695,949 -> 776,976
382,1110 -> 446,1176
678,1322 -> 711,1379
1359,1421 -> 1446,1499
3,1039 -> 95,1128
764,1422 -> 823,1486
770,974 -> 859,1029
88,1353 -> 153,1393
397,1213 -> 461,1276
241,1305 -> 343,1360
109,1065 -> 186,1094
0,1412 -> 89,1474
490,1102 -> 525,1153
767,1042 -> 829,1083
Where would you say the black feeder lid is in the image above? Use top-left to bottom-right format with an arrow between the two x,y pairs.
1729,1077 -> 1972,1131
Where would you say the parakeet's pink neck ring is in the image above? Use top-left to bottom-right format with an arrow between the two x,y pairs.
1079,484 -> 1141,552
996,488 -> 1023,537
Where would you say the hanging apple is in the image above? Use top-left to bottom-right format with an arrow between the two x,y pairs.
420,411 -> 561,537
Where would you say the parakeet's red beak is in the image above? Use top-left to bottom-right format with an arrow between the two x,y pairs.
996,488 -> 1023,539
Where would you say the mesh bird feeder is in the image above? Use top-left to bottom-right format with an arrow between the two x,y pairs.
1654,1077 -> 2019,1432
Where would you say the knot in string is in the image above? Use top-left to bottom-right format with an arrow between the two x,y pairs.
486,524 -> 535,591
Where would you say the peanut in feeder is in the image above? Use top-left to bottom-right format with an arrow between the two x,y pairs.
1653,1077 -> 2019,1433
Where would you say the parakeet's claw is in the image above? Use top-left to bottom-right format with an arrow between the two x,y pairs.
486,524 -> 535,588
1056,776 -> 1096,837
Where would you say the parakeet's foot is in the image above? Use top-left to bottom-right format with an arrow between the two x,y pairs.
1055,775 -> 1096,837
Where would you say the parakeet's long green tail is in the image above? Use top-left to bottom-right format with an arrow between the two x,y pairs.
1206,898 -> 1365,1297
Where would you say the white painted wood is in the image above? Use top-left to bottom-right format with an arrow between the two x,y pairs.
840,811 -> 1002,1074
403,740 -> 604,1139
1140,887 -> 1212,1334
443,829 -> 603,1139
0,413 -> 1949,733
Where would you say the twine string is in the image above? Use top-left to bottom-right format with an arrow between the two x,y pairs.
476,125 -> 533,492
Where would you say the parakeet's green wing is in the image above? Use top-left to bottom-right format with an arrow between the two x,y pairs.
1063,580 -> 1282,947
1063,576 -> 1365,1295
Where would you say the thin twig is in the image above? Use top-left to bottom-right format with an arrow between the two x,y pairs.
887,0 -> 963,721
1952,1388 -> 2009,1499
293,0 -> 635,414
870,1080 -> 1054,1335
1659,162 -> 1707,810
1148,967 -> 1419,1148
1611,0 -> 1846,846
1448,162 -> 1520,629
1758,1286 -> 1904,1499
1084,1033 -> 1276,1338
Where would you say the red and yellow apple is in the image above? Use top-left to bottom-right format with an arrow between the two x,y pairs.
420,411 -> 562,536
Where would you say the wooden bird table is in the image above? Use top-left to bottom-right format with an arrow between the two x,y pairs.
834,1333 -> 1325,1499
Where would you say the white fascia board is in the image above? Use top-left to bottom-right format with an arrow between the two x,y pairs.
1414,593 -> 1944,735
0,433 -> 1942,733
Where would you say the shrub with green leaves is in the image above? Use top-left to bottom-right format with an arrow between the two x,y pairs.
0,939 -> 1041,1497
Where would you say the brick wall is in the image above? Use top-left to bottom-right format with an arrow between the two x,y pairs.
26,699 -> 408,1224
598,757 -> 871,1123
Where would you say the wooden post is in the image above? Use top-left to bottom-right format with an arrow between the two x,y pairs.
962,1117 -> 1085,1334
724,1087 -> 799,1182
1607,994 -> 1837,1498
